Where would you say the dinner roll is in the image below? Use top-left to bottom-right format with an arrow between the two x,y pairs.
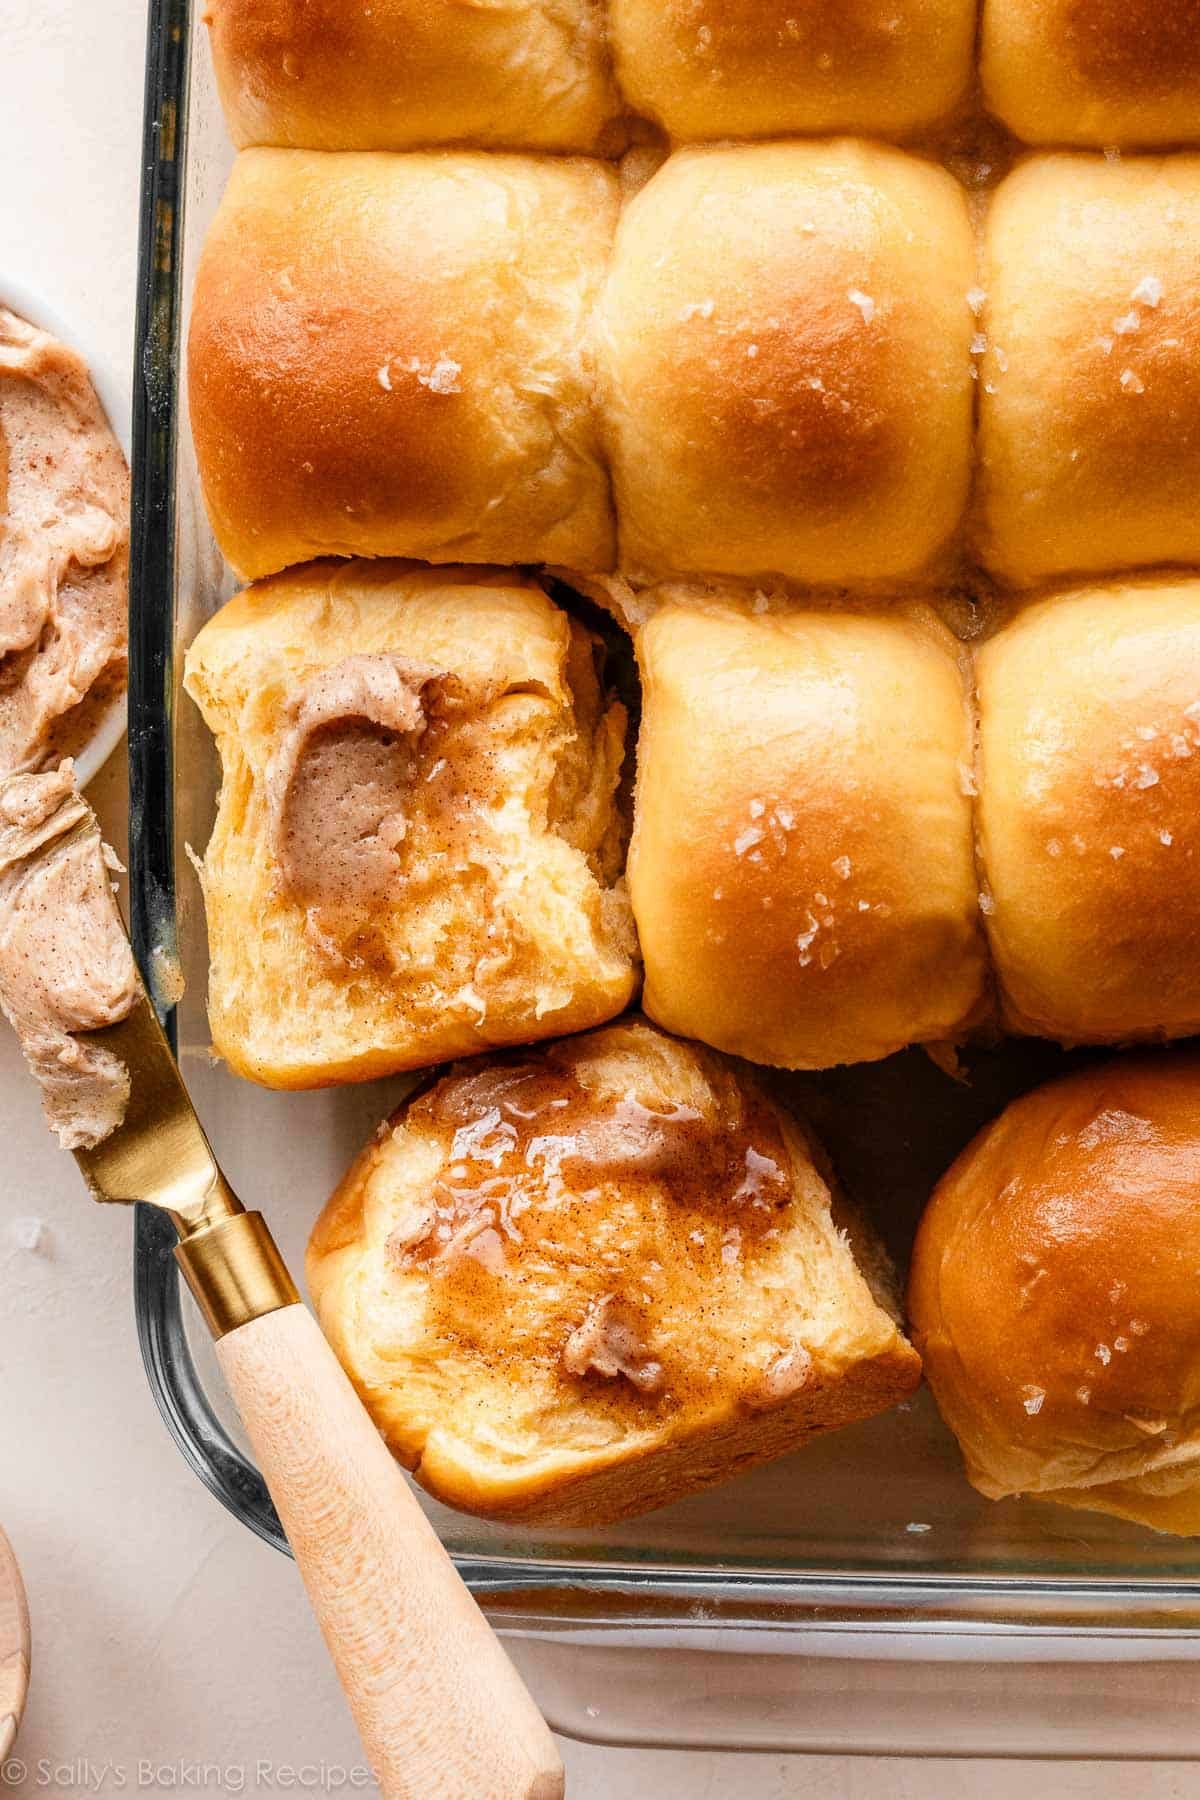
188,149 -> 617,581
982,0 -> 1200,147
182,562 -> 636,1088
910,1054 -> 1200,1536
976,579 -> 1200,1045
597,142 -> 975,587
977,154 -> 1200,586
610,0 -> 975,141
205,0 -> 621,154
307,1017 -> 922,1525
627,595 -> 986,1070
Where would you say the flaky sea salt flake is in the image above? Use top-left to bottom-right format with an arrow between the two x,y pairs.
796,912 -> 820,958
419,356 -> 462,395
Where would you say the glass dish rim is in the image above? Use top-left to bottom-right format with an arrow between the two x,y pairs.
128,0 -> 1200,1633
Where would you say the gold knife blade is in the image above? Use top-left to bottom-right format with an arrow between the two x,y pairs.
74,991 -> 297,1335
74,994 -> 226,1226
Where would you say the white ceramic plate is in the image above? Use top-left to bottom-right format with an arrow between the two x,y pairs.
0,270 -> 130,789
0,1527 -> 29,1758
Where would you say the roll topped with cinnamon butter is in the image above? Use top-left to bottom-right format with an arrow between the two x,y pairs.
183,560 -> 636,1087
307,1017 -> 921,1525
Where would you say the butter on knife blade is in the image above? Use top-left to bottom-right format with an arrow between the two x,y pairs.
0,760 -> 137,1149
0,771 -> 563,1799
0,757 -> 283,1249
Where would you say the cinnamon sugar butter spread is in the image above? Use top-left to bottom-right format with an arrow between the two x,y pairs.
267,652 -> 455,912
0,762 -> 137,1148
0,307 -> 129,773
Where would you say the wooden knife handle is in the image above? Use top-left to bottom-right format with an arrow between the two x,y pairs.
214,1303 -> 564,1800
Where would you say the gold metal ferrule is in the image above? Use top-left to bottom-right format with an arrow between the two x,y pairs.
174,1210 -> 299,1340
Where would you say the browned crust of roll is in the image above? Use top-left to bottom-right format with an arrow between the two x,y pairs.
910,1053 -> 1200,1536
188,149 -> 618,581
205,0 -> 624,153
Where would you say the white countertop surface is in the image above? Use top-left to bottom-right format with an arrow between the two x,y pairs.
2,4 -> 1197,1793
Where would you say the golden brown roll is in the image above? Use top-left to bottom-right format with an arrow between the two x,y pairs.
977,154 -> 1200,587
597,142 -> 976,587
627,594 -> 987,1070
205,0 -> 622,154
307,1017 -> 922,1525
182,561 -> 636,1088
910,1054 -> 1200,1537
610,0 -> 975,141
188,149 -> 618,581
976,578 -> 1200,1045
982,0 -> 1200,147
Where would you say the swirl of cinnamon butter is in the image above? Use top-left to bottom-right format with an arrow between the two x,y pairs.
0,762 -> 137,1147
265,653 -> 471,916
0,308 -> 129,773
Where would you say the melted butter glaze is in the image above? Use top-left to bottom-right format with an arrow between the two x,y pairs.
377,1028 -> 814,1410
396,1055 -> 793,1274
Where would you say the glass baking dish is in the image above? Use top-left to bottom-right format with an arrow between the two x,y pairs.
129,0 -> 1200,1755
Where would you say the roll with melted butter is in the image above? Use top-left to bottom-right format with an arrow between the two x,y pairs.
183,561 -> 637,1087
307,1018 -> 921,1525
